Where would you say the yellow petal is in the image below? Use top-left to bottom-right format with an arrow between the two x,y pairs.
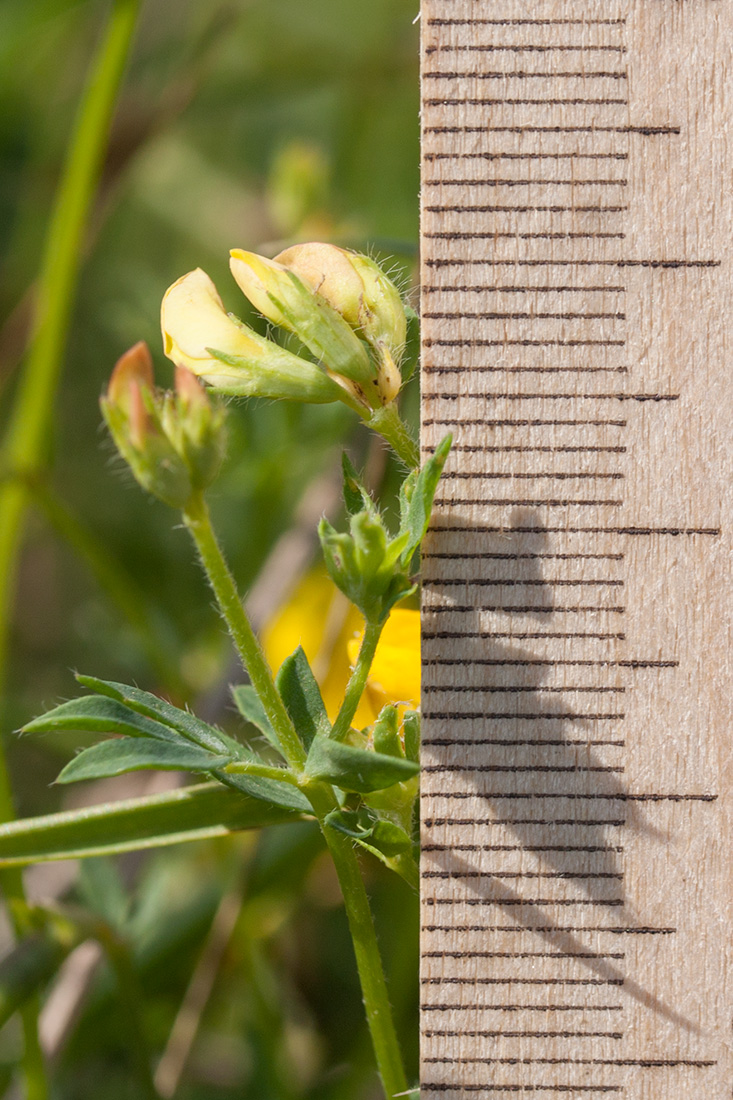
161,268 -> 261,382
347,608 -> 420,714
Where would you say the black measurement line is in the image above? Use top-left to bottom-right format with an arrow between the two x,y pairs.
422,1084 -> 622,1094
425,608 -> 625,616
423,868 -> 624,878
421,925 -> 674,935
422,659 -> 675,668
427,18 -> 628,26
432,498 -> 624,507
424,1057 -> 715,1068
423,976 -> 625,985
425,179 -> 628,187
422,950 -> 625,959
424,153 -> 629,161
424,310 -> 626,318
430,525 -> 720,536
425,208 -> 628,214
422,845 -> 625,854
422,285 -> 627,291
426,98 -> 629,106
424,712 -> 625,719
426,258 -> 719,267
426,393 -> 674,402
424,71 -> 629,79
424,574 -> 625,581
426,232 -> 626,240
424,792 -> 716,803
422,1030 -> 625,1040
426,899 -> 625,907
424,632 -> 627,640
422,554 -> 620,563
426,44 -> 628,53
426,124 -> 678,134
424,417 -> 627,425
423,818 -> 627,826
420,743 -> 625,752
423,687 -> 625,695
424,369 -> 629,376
433,444 -> 628,452
437,473 -> 625,480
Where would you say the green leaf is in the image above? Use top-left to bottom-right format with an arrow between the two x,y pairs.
398,433 -> 452,567
57,738 -> 233,784
373,705 -> 402,758
304,736 -> 418,794
76,675 -> 233,755
275,646 -> 329,750
231,684 -> 282,755
215,769 -> 311,813
403,710 -> 420,764
0,783 -> 302,867
23,696 -> 183,743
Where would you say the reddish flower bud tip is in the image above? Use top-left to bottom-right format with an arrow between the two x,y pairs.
174,364 -> 208,406
108,341 -> 154,406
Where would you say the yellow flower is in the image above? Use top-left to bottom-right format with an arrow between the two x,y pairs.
261,570 -> 419,728
161,268 -> 347,404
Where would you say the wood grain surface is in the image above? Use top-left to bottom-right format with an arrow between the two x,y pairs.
419,1 -> 733,1096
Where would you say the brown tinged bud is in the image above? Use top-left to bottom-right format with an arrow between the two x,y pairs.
101,342 -> 226,510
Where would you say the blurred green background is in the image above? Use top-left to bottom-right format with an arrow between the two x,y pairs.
0,0 -> 421,1095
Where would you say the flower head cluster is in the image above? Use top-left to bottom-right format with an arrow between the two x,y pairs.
161,243 -> 408,413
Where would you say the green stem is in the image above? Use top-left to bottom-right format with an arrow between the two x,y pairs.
366,405 -> 419,468
0,5 -> 141,1090
308,787 -> 408,1098
182,494 -> 306,773
330,620 -> 384,742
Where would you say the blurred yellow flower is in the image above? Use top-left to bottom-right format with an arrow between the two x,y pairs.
262,569 -> 419,728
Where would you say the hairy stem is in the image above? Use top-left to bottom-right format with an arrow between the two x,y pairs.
330,620 -> 384,742
366,405 -> 419,468
182,494 -> 306,773
308,787 -> 408,1098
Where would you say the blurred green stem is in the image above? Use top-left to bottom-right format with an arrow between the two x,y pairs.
0,2 -> 141,1094
330,619 -> 383,741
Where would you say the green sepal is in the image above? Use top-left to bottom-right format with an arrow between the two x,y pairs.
397,433 -> 452,568
275,646 -> 329,750
373,705 -> 402,758
324,808 -> 412,856
231,684 -> 282,756
402,710 -> 420,764
341,453 -> 374,517
75,675 -> 235,755
56,737 -> 233,784
304,736 -> 418,794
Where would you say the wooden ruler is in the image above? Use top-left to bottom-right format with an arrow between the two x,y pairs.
419,0 -> 732,1096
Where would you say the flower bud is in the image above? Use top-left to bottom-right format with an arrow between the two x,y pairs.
229,249 -> 377,391
275,243 -> 407,404
102,342 -> 226,509
161,268 -> 348,405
